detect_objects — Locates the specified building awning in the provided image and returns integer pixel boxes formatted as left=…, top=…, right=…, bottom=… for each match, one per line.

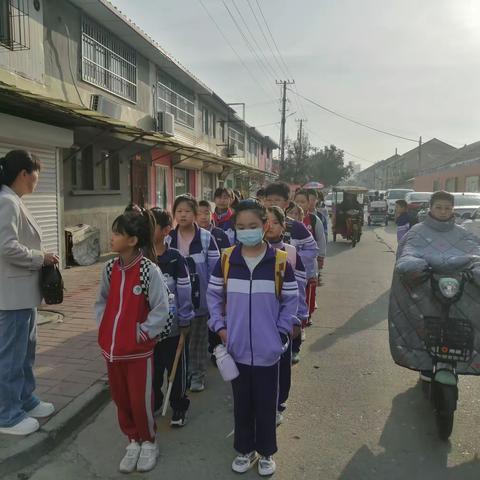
left=0, top=81, right=275, bottom=178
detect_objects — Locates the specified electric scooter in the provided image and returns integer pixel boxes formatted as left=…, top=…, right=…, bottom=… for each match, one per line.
left=423, top=268, right=474, bottom=440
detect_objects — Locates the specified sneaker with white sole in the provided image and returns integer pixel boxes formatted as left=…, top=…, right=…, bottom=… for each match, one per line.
left=119, top=440, right=141, bottom=473
left=189, top=380, right=205, bottom=392
left=232, top=451, right=258, bottom=473
left=276, top=412, right=284, bottom=427
left=258, top=456, right=276, bottom=476
left=0, top=417, right=39, bottom=436
left=26, top=401, right=55, bottom=418
left=136, top=441, right=159, bottom=472
left=291, top=352, right=300, bottom=364
left=301, top=329, right=306, bottom=341
left=170, top=410, right=187, bottom=427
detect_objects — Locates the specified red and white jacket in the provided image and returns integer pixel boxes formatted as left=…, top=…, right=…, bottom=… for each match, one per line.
left=95, top=253, right=171, bottom=362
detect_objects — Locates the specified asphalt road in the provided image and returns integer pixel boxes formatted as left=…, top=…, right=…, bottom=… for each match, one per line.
left=9, top=225, right=480, bottom=480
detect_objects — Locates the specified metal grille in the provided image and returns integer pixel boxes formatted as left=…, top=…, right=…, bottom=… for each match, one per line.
left=0, top=0, right=30, bottom=51
left=157, top=80, right=195, bottom=128
left=81, top=16, right=137, bottom=103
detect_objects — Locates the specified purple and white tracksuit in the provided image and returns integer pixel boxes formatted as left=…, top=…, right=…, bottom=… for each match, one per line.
left=207, top=244, right=298, bottom=456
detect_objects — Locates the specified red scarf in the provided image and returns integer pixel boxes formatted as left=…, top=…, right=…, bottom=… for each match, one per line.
left=213, top=208, right=234, bottom=227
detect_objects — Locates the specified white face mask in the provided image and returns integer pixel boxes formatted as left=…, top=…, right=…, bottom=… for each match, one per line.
left=236, top=228, right=264, bottom=246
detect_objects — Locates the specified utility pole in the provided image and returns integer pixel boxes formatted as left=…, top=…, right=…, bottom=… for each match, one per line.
left=418, top=136, right=423, bottom=171
left=277, top=80, right=295, bottom=169
left=296, top=118, right=307, bottom=179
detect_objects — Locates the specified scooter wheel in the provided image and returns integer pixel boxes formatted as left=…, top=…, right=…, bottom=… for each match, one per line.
left=437, top=412, right=454, bottom=441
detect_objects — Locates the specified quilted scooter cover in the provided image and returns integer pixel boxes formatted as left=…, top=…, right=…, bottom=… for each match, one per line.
left=388, top=215, right=480, bottom=374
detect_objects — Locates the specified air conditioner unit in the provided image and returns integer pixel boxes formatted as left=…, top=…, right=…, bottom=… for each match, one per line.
left=227, top=144, right=238, bottom=157
left=156, top=111, right=175, bottom=137
left=90, top=95, right=122, bottom=120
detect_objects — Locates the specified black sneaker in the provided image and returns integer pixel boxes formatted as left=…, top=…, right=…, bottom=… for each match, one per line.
left=170, top=410, right=187, bottom=428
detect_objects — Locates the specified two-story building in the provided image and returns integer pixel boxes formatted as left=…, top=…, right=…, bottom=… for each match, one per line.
left=0, top=0, right=278, bottom=255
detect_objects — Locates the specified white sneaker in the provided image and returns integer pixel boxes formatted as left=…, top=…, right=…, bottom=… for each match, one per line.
left=276, top=412, right=284, bottom=426
left=118, top=440, right=141, bottom=473
left=231, top=451, right=258, bottom=473
left=258, top=456, right=276, bottom=476
left=189, top=380, right=205, bottom=392
left=292, top=352, right=300, bottom=364
left=136, top=441, right=159, bottom=472
left=26, top=401, right=55, bottom=418
left=301, top=328, right=306, bottom=341
left=0, top=417, right=39, bottom=436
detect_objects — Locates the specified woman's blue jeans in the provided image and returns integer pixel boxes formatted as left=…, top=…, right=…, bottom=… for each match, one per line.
left=0, top=309, right=40, bottom=427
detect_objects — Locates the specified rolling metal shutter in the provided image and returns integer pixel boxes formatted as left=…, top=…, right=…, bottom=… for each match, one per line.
left=0, top=143, right=59, bottom=255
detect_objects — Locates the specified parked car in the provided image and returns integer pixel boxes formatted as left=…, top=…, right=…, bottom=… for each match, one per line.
left=405, top=192, right=432, bottom=220
left=462, top=207, right=480, bottom=238
left=417, top=192, right=480, bottom=223
left=385, top=188, right=414, bottom=218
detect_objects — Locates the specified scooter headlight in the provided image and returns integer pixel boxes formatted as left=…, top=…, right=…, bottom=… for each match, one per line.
left=438, top=277, right=460, bottom=299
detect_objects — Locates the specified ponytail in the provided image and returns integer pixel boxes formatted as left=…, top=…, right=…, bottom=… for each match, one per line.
left=112, top=205, right=157, bottom=262
left=0, top=150, right=41, bottom=189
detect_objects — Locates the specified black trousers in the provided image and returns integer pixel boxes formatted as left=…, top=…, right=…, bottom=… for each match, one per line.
left=278, top=341, right=291, bottom=411
left=292, top=334, right=302, bottom=354
left=232, top=362, right=279, bottom=457
left=153, top=335, right=190, bottom=413
left=208, top=328, right=222, bottom=354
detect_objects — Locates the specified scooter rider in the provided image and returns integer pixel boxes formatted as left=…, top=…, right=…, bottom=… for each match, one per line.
left=389, top=191, right=480, bottom=383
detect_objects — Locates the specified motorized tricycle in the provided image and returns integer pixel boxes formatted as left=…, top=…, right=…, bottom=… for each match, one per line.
left=331, top=186, right=367, bottom=247
left=367, top=199, right=388, bottom=226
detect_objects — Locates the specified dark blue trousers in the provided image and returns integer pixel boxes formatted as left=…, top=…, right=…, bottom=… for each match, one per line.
left=278, top=342, right=292, bottom=411
left=232, top=362, right=279, bottom=457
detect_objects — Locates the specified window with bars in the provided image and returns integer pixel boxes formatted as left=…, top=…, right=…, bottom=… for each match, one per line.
left=0, top=0, right=30, bottom=50
left=229, top=126, right=245, bottom=154
left=157, top=72, right=195, bottom=128
left=81, top=16, right=137, bottom=103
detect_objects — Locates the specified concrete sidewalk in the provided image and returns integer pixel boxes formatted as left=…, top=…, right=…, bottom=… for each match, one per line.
left=0, top=260, right=110, bottom=475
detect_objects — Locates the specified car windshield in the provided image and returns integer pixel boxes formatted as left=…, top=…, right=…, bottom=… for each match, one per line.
left=454, top=194, right=480, bottom=206
left=325, top=193, right=333, bottom=201
left=387, top=190, right=411, bottom=200
left=407, top=193, right=432, bottom=202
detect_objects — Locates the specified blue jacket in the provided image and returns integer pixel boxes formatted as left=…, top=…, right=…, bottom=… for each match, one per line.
left=168, top=225, right=220, bottom=317
left=156, top=246, right=195, bottom=336
left=213, top=209, right=236, bottom=244
left=207, top=243, right=299, bottom=367
left=285, top=217, right=319, bottom=279
left=209, top=224, right=231, bottom=252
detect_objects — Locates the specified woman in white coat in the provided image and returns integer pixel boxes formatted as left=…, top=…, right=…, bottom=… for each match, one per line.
left=0, top=150, right=58, bottom=435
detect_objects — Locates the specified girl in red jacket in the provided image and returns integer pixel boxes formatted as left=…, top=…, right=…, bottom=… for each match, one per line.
left=95, top=209, right=172, bottom=474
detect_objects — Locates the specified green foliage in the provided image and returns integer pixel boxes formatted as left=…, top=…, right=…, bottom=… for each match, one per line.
left=279, top=138, right=353, bottom=187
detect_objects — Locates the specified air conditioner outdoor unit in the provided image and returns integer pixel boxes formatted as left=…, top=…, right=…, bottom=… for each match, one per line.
left=90, top=95, right=122, bottom=120
left=156, top=111, right=175, bottom=137
left=227, top=144, right=238, bottom=157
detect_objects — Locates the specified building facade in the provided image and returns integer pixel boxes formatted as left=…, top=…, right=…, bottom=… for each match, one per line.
left=0, top=0, right=278, bottom=255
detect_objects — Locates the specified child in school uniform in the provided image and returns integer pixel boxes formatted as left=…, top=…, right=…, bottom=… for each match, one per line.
left=207, top=199, right=298, bottom=477
left=95, top=209, right=172, bottom=474
left=197, top=200, right=232, bottom=252
left=212, top=187, right=236, bottom=244
left=151, top=208, right=194, bottom=427
left=167, top=195, right=220, bottom=392
left=265, top=206, right=308, bottom=425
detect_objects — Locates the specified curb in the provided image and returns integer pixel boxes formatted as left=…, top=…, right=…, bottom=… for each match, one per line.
left=0, top=381, right=110, bottom=477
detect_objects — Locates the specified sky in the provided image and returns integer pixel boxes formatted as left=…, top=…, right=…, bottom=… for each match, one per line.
left=111, top=0, right=480, bottom=169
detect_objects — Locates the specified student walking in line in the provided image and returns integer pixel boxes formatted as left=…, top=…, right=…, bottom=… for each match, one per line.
left=167, top=195, right=220, bottom=392
left=95, top=209, right=172, bottom=474
left=395, top=199, right=411, bottom=242
left=212, top=187, right=236, bottom=244
left=207, top=199, right=298, bottom=476
left=151, top=208, right=194, bottom=427
left=265, top=206, right=308, bottom=426
left=197, top=200, right=232, bottom=252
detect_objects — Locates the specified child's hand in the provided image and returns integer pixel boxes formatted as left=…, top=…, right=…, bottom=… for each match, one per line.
left=292, top=325, right=302, bottom=339
left=218, top=328, right=228, bottom=344
left=318, top=257, right=325, bottom=269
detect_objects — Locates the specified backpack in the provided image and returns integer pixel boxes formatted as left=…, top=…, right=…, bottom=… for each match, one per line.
left=185, top=228, right=211, bottom=310
left=221, top=246, right=288, bottom=298
left=40, top=264, right=64, bottom=305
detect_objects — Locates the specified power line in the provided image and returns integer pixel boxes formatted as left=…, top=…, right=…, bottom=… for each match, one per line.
left=196, top=0, right=276, bottom=102
left=222, top=0, right=278, bottom=97
left=290, top=88, right=418, bottom=143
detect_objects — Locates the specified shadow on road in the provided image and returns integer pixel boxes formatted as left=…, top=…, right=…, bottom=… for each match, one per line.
left=339, top=385, right=480, bottom=480
left=309, top=290, right=390, bottom=354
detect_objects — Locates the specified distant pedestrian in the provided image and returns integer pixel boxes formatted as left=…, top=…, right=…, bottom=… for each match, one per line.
left=395, top=200, right=410, bottom=242
left=151, top=208, right=194, bottom=427
left=212, top=187, right=235, bottom=244
left=0, top=150, right=58, bottom=436
left=197, top=200, right=231, bottom=252
left=95, top=209, right=172, bottom=473
left=167, top=195, right=220, bottom=392
left=207, top=199, right=298, bottom=477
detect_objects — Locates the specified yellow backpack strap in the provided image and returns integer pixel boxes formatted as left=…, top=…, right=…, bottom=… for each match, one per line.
left=221, top=245, right=236, bottom=287
left=274, top=249, right=288, bottom=298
